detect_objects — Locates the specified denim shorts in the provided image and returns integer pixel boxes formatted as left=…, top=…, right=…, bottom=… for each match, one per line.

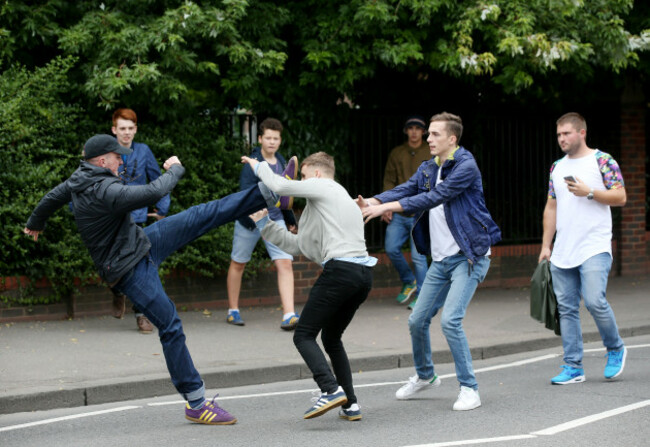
left=230, top=219, right=293, bottom=263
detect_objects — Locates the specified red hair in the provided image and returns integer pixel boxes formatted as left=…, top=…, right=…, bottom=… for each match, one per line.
left=112, top=108, right=138, bottom=126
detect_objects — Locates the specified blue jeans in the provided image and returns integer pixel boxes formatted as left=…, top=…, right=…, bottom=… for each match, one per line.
left=409, top=254, right=490, bottom=390
left=385, top=213, right=429, bottom=292
left=550, top=252, right=624, bottom=369
left=114, top=185, right=268, bottom=401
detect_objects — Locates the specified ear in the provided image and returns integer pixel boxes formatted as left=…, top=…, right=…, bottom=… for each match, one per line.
left=111, top=126, right=117, bottom=136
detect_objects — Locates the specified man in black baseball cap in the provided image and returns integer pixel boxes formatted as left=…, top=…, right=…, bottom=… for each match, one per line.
left=83, top=134, right=132, bottom=158
left=81, top=134, right=133, bottom=176
left=24, top=133, right=295, bottom=425
left=403, top=115, right=427, bottom=133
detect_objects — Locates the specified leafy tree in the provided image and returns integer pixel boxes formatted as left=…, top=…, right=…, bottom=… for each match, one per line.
left=55, top=1, right=289, bottom=118
left=1, top=0, right=648, bottom=303
left=2, top=1, right=647, bottom=114
left=290, top=0, right=649, bottom=98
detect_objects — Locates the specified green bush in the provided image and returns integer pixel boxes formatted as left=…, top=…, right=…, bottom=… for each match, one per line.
left=0, top=56, right=96, bottom=305
left=0, top=58, right=272, bottom=306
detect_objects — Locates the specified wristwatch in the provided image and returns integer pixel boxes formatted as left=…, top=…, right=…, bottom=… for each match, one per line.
left=587, top=188, right=594, bottom=200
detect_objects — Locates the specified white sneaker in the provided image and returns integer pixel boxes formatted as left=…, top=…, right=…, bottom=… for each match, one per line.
left=395, top=374, right=441, bottom=400
left=453, top=386, right=481, bottom=411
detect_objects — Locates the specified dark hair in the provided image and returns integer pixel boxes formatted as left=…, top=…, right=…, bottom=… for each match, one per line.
left=112, top=108, right=137, bottom=126
left=259, top=117, right=283, bottom=135
left=430, top=112, right=463, bottom=143
left=556, top=112, right=587, bottom=132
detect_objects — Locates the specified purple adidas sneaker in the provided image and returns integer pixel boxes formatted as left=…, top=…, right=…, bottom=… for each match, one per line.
left=278, top=156, right=298, bottom=209
left=185, top=395, right=237, bottom=425
left=283, top=156, right=298, bottom=180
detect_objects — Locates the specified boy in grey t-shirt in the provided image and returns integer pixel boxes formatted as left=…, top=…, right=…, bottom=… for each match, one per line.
left=242, top=152, right=376, bottom=421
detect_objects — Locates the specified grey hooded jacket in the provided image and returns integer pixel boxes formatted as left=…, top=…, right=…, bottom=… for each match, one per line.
left=25, top=160, right=185, bottom=284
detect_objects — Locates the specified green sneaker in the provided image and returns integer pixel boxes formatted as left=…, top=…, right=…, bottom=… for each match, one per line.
left=407, top=294, right=418, bottom=310
left=396, top=280, right=417, bottom=304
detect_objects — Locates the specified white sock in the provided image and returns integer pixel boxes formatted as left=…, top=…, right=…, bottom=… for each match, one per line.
left=283, top=312, right=295, bottom=320
left=228, top=309, right=239, bottom=314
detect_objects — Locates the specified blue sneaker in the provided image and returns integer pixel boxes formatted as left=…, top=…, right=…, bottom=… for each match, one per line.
left=280, top=313, right=300, bottom=331
left=304, top=386, right=347, bottom=419
left=339, top=403, right=362, bottom=421
left=551, top=365, right=585, bottom=385
left=226, top=310, right=245, bottom=326
left=604, top=347, right=627, bottom=379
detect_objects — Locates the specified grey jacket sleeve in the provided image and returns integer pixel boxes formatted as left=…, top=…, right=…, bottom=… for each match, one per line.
left=25, top=182, right=73, bottom=231
left=260, top=220, right=303, bottom=257
left=104, top=164, right=185, bottom=214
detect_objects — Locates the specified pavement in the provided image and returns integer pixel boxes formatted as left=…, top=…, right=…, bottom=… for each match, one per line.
left=1, top=274, right=649, bottom=415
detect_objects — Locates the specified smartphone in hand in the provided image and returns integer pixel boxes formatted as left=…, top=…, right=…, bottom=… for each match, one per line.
left=563, top=175, right=577, bottom=183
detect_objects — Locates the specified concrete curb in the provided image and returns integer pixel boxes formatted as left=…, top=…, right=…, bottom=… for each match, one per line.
left=4, top=324, right=650, bottom=415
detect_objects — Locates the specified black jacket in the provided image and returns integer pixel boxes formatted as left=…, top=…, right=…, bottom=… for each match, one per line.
left=26, top=160, right=185, bottom=284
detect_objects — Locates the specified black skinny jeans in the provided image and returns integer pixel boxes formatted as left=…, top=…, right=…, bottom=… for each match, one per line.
left=293, top=260, right=373, bottom=406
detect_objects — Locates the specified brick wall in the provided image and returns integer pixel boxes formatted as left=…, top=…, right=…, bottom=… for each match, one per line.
left=619, top=82, right=648, bottom=275
left=0, top=244, right=622, bottom=322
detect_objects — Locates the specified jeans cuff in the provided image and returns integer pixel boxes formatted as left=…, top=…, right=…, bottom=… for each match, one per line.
left=183, top=381, right=205, bottom=403
left=258, top=181, right=278, bottom=209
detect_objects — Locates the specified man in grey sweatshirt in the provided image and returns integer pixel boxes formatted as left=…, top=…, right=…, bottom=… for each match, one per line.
left=242, top=151, right=376, bottom=422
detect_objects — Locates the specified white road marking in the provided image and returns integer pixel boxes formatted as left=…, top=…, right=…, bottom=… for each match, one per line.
left=403, top=434, right=537, bottom=447
left=531, top=399, right=650, bottom=435
left=0, top=406, right=140, bottom=433
left=152, top=352, right=562, bottom=407
left=3, top=342, right=649, bottom=436
left=402, top=399, right=650, bottom=446
left=584, top=343, right=650, bottom=353
left=148, top=388, right=318, bottom=406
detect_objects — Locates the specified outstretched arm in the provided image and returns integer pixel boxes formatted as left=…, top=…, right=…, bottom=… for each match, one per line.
left=109, top=158, right=184, bottom=214
left=24, top=182, right=73, bottom=239
left=361, top=201, right=403, bottom=224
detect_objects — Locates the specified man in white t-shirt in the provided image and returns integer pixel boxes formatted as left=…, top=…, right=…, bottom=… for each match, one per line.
left=539, top=112, right=627, bottom=385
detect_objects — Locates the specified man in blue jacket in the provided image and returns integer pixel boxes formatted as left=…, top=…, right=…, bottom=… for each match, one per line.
left=110, top=108, right=169, bottom=333
left=358, top=112, right=500, bottom=411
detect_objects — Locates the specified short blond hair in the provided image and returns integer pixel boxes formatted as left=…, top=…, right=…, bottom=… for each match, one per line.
left=556, top=112, right=587, bottom=132
left=301, top=152, right=335, bottom=177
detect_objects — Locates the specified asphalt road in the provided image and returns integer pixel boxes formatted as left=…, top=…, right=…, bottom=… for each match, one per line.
left=2, top=335, right=650, bottom=447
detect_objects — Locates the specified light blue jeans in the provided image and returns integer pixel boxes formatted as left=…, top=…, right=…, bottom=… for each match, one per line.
left=409, top=253, right=490, bottom=390
left=385, top=213, right=429, bottom=293
left=550, top=252, right=624, bottom=369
